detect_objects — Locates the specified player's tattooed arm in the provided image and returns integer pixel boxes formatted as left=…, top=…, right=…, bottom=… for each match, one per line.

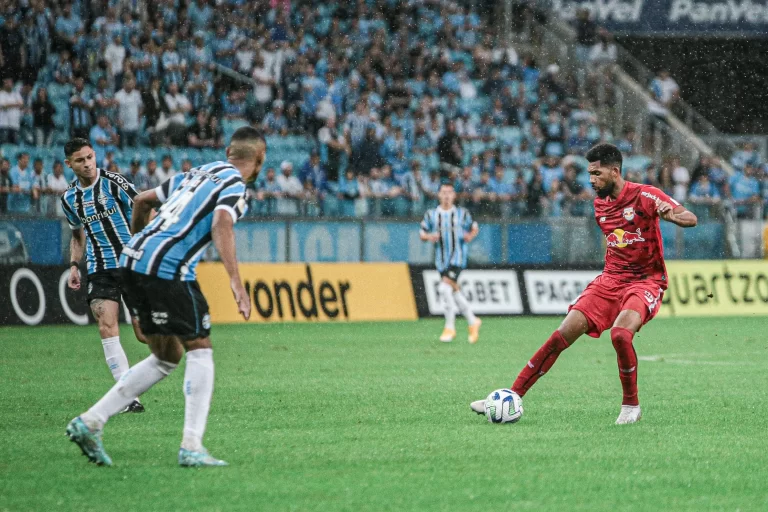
left=656, top=199, right=697, bottom=228
left=68, top=229, right=86, bottom=290
left=131, top=189, right=162, bottom=234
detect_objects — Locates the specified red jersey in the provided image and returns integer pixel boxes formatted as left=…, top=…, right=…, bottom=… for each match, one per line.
left=594, top=181, right=679, bottom=286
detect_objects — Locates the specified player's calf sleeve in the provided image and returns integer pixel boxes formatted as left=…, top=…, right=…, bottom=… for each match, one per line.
left=610, top=327, right=639, bottom=406
left=101, top=336, right=130, bottom=382
left=439, top=282, right=456, bottom=330
left=83, top=354, right=177, bottom=429
left=512, top=330, right=571, bottom=397
left=452, top=290, right=478, bottom=325
left=182, top=348, right=214, bottom=452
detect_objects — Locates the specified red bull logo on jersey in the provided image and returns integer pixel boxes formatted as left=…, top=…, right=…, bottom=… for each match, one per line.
left=623, top=207, right=635, bottom=221
left=605, top=228, right=645, bottom=248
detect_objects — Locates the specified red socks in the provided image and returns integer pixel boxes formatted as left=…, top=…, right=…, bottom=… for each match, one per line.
left=512, top=330, right=571, bottom=396
left=611, top=327, right=639, bottom=406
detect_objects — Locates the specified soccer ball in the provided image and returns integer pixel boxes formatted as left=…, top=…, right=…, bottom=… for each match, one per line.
left=484, top=389, right=523, bottom=424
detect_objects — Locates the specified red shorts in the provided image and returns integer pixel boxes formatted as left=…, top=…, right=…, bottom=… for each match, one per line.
left=568, top=274, right=665, bottom=338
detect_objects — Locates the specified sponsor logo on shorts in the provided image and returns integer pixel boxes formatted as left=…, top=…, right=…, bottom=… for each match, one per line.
left=88, top=282, right=93, bottom=294
left=599, top=216, right=606, bottom=222
left=202, top=313, right=211, bottom=330
left=151, top=311, right=168, bottom=325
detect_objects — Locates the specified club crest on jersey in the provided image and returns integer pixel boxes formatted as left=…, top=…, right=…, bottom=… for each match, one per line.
left=605, top=228, right=645, bottom=248
left=599, top=216, right=606, bottom=223
left=623, top=207, right=635, bottom=221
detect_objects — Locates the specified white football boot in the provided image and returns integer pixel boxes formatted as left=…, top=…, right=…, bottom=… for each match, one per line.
left=470, top=400, right=485, bottom=415
left=615, top=405, right=642, bottom=425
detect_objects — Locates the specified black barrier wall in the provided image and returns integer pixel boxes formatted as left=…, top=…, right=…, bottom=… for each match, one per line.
left=0, top=265, right=131, bottom=326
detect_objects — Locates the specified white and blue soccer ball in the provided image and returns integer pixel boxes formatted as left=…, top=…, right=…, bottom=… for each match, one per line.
left=484, top=389, right=523, bottom=424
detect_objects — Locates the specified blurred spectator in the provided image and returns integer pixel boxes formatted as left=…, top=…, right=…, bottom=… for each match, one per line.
left=670, top=157, right=690, bottom=203
left=648, top=69, right=680, bottom=120
left=47, top=161, right=70, bottom=217
left=188, top=110, right=218, bottom=148
left=9, top=152, right=33, bottom=213
left=125, top=159, right=150, bottom=190
left=145, top=159, right=163, bottom=189
left=162, top=82, right=192, bottom=146
left=574, top=9, right=597, bottom=64
left=55, top=4, right=83, bottom=53
left=0, top=17, right=23, bottom=81
left=255, top=167, right=281, bottom=211
left=0, top=78, right=23, bottom=144
left=70, top=76, right=92, bottom=139
left=114, top=78, right=143, bottom=147
left=105, top=35, right=126, bottom=86
left=351, top=126, right=382, bottom=176
left=160, top=155, right=177, bottom=180
left=263, top=100, right=289, bottom=135
left=222, top=88, right=248, bottom=120
left=437, top=119, right=463, bottom=178
left=251, top=54, right=276, bottom=122
left=688, top=175, right=721, bottom=205
left=277, top=161, right=303, bottom=197
left=30, top=158, right=46, bottom=213
left=300, top=151, right=327, bottom=195
left=317, top=117, right=349, bottom=183
left=588, top=30, right=617, bottom=69
left=0, top=159, right=11, bottom=214
left=91, top=77, right=117, bottom=123
left=90, top=115, right=119, bottom=165
left=31, top=87, right=56, bottom=147
left=142, top=78, right=165, bottom=146
left=730, top=163, right=761, bottom=218
left=526, top=170, right=547, bottom=217
left=560, top=164, right=593, bottom=216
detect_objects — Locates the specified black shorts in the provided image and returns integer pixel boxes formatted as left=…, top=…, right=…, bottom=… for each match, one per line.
left=439, top=266, right=464, bottom=282
left=87, top=269, right=123, bottom=304
left=120, top=269, right=211, bottom=341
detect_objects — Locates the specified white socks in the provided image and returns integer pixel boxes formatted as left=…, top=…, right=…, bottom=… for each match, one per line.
left=81, top=348, right=215, bottom=452
left=453, top=290, right=478, bottom=325
left=439, top=282, right=456, bottom=330
left=181, top=348, right=214, bottom=452
left=101, top=336, right=130, bottom=382
left=82, top=354, right=177, bottom=430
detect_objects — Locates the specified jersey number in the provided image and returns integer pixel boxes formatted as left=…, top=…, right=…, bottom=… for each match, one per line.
left=157, top=190, right=194, bottom=230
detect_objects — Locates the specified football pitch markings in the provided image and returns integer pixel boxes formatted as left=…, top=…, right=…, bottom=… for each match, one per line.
left=1, top=317, right=767, bottom=512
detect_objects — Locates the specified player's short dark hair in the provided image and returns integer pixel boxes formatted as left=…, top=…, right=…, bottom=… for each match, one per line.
left=64, top=138, right=92, bottom=158
left=585, top=143, right=622, bottom=171
left=231, top=126, right=266, bottom=145
left=439, top=182, right=455, bottom=191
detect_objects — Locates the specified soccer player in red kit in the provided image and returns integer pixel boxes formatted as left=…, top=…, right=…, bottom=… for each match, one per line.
left=471, top=143, right=698, bottom=424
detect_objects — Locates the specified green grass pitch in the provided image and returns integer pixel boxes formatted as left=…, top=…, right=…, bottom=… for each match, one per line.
left=1, top=317, right=767, bottom=511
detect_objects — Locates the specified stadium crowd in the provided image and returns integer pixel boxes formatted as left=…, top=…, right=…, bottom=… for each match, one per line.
left=0, top=0, right=765, bottom=221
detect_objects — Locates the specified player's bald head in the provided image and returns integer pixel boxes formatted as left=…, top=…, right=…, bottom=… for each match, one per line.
left=226, top=126, right=266, bottom=182
left=227, top=126, right=266, bottom=161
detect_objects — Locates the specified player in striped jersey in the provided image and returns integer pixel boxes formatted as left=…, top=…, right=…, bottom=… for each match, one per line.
left=420, top=183, right=482, bottom=343
left=60, top=138, right=144, bottom=413
left=67, top=127, right=264, bottom=468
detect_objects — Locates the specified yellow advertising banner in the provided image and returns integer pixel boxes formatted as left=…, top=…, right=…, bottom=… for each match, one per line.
left=660, top=260, right=768, bottom=317
left=196, top=262, right=418, bottom=323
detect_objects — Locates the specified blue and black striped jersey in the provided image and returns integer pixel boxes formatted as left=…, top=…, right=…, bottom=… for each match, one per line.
left=420, top=206, right=476, bottom=272
left=119, top=161, right=248, bottom=281
left=60, top=169, right=137, bottom=275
